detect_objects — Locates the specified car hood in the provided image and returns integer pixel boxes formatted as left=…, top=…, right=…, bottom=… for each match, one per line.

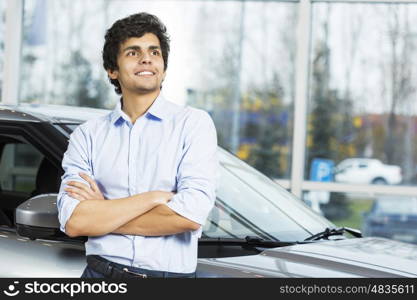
left=197, top=237, right=417, bottom=277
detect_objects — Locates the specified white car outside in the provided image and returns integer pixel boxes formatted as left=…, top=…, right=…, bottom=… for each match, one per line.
left=334, top=158, right=402, bottom=185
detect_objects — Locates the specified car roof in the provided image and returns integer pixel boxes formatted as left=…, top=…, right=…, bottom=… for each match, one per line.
left=339, top=158, right=378, bottom=164
left=0, top=104, right=255, bottom=166
left=0, top=103, right=111, bottom=123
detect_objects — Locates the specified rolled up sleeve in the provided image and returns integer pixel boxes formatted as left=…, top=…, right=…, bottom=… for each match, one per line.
left=57, top=125, right=92, bottom=234
left=166, top=110, right=219, bottom=226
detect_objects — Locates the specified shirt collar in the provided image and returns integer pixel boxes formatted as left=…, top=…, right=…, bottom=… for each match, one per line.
left=110, top=94, right=170, bottom=125
left=147, top=94, right=169, bottom=120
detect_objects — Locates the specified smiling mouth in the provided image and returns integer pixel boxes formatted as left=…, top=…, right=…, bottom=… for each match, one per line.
left=135, top=71, right=155, bottom=76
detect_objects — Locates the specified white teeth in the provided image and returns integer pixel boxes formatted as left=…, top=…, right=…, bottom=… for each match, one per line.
left=136, top=71, right=153, bottom=76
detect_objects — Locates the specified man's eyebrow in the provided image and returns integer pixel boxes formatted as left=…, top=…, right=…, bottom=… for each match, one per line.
left=122, top=45, right=161, bottom=52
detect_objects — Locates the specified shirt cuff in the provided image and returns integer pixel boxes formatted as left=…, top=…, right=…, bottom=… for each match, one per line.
left=57, top=194, right=80, bottom=234
left=166, top=192, right=213, bottom=226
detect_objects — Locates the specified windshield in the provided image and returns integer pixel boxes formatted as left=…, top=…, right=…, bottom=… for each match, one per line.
left=203, top=149, right=333, bottom=241
left=63, top=124, right=333, bottom=242
left=63, top=124, right=80, bottom=132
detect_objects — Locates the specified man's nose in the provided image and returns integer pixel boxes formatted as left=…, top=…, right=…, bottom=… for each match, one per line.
left=139, top=52, right=152, bottom=64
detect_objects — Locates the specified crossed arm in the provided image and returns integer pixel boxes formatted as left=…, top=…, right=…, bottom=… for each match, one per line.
left=61, top=110, right=217, bottom=239
left=64, top=173, right=200, bottom=238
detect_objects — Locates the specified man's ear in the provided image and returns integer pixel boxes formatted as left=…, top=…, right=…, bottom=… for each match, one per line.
left=107, top=69, right=118, bottom=80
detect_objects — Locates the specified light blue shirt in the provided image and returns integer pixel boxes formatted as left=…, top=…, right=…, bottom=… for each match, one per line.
left=57, top=95, right=218, bottom=273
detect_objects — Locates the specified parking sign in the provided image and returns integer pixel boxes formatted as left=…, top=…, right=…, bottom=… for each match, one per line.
left=310, top=158, right=334, bottom=182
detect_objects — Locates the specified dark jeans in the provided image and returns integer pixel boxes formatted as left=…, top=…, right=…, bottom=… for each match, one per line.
left=81, top=257, right=196, bottom=278
left=81, top=266, right=105, bottom=278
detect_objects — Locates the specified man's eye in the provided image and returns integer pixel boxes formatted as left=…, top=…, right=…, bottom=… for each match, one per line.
left=127, top=51, right=137, bottom=56
left=151, top=50, right=160, bottom=56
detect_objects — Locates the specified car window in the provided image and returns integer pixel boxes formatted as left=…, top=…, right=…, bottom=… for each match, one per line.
left=0, top=143, right=43, bottom=193
left=336, top=161, right=352, bottom=172
left=0, top=136, right=63, bottom=227
left=376, top=198, right=417, bottom=215
left=342, top=164, right=352, bottom=170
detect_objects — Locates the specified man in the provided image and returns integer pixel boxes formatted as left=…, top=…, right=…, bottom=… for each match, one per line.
left=57, top=12, right=218, bottom=278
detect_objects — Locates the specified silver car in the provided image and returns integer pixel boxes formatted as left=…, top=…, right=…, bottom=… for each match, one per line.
left=1, top=104, right=416, bottom=277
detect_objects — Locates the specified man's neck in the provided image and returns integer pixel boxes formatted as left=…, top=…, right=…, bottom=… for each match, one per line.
left=121, top=90, right=160, bottom=124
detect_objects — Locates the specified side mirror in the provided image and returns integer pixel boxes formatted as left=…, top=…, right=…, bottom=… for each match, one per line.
left=15, top=194, right=64, bottom=240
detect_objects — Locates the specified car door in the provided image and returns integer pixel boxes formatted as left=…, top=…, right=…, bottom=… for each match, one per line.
left=0, top=120, right=86, bottom=277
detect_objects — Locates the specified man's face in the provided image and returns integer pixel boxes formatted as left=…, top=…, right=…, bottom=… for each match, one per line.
left=107, top=33, right=166, bottom=96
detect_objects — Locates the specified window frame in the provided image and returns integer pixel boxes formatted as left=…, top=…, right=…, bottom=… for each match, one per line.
left=0, top=120, right=66, bottom=228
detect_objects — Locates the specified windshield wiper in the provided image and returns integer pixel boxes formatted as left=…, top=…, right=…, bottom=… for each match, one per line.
left=304, top=227, right=362, bottom=241
left=199, top=236, right=310, bottom=248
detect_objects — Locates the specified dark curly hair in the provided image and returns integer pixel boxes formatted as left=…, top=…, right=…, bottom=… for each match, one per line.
left=103, top=12, right=170, bottom=94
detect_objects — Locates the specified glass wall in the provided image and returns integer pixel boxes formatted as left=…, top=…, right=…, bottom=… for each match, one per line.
left=305, top=1, right=417, bottom=245
left=0, top=0, right=5, bottom=102
left=20, top=0, right=297, bottom=180
left=305, top=190, right=417, bottom=245
left=21, top=0, right=111, bottom=108
left=307, top=2, right=417, bottom=187
left=11, top=0, right=417, bottom=244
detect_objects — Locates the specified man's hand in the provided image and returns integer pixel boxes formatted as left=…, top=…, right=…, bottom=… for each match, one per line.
left=65, top=173, right=174, bottom=204
left=64, top=172, right=105, bottom=201
left=63, top=173, right=177, bottom=237
left=143, top=191, right=175, bottom=205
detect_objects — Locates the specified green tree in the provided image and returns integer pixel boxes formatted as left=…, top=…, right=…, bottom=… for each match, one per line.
left=248, top=74, right=289, bottom=178
left=308, top=36, right=352, bottom=220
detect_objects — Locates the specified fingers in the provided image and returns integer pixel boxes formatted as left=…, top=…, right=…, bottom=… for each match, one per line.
left=66, top=176, right=105, bottom=200
left=66, top=182, right=93, bottom=197
left=65, top=189, right=87, bottom=201
left=69, top=193, right=85, bottom=201
left=79, top=172, right=100, bottom=193
left=65, top=181, right=94, bottom=200
left=79, top=173, right=105, bottom=200
left=162, top=191, right=175, bottom=203
left=162, top=191, right=175, bottom=198
left=67, top=181, right=89, bottom=190
left=159, top=191, right=174, bottom=199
